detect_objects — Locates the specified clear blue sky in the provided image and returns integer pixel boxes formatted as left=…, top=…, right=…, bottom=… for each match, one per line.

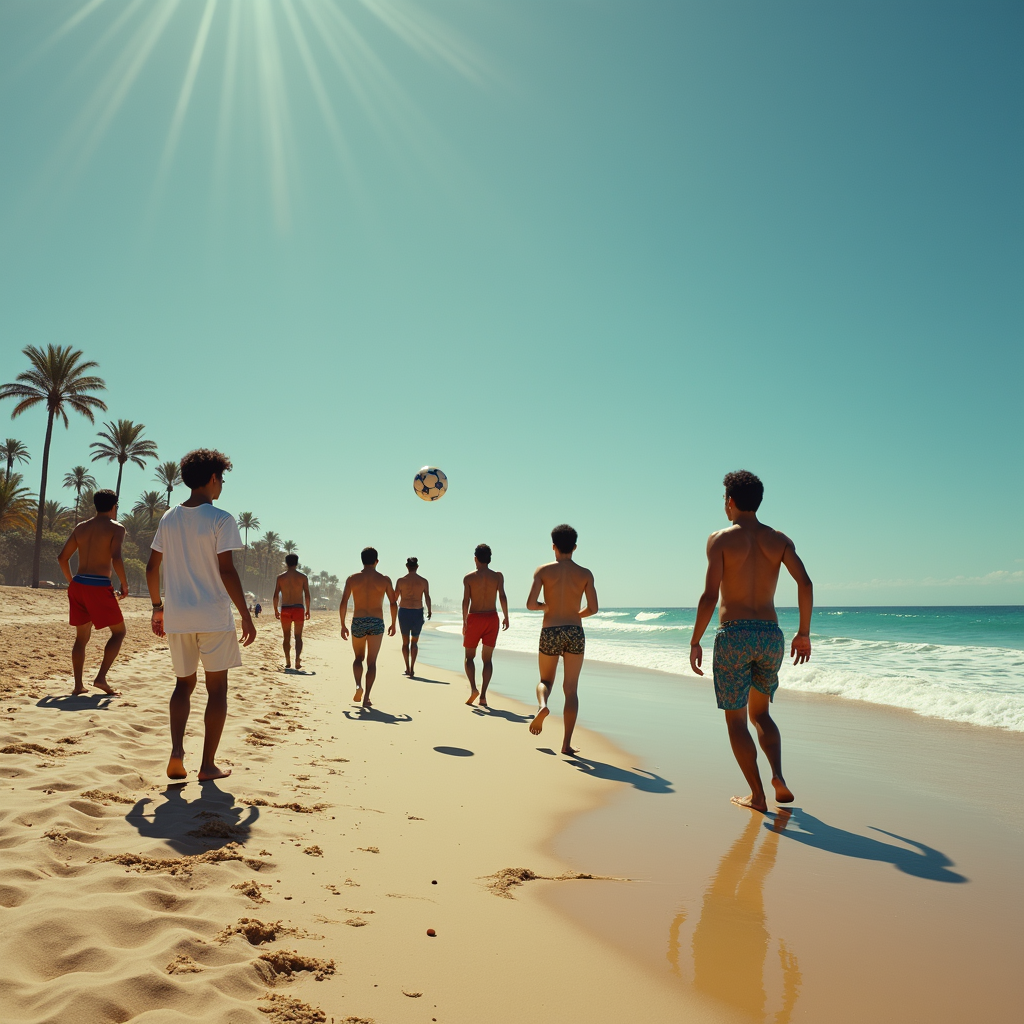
left=1, top=0, right=1021, bottom=607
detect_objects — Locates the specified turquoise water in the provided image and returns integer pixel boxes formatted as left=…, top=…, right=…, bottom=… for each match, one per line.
left=433, top=606, right=1024, bottom=731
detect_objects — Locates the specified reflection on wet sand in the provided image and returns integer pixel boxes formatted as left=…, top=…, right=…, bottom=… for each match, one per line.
left=668, top=811, right=801, bottom=1022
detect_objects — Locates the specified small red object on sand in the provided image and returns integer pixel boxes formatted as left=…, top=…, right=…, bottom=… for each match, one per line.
left=426, top=928, right=436, bottom=937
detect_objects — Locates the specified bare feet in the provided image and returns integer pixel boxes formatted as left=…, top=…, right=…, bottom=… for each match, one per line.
left=731, top=794, right=768, bottom=813
left=93, top=678, right=121, bottom=696
left=529, top=707, right=549, bottom=736
left=466, top=689, right=479, bottom=705
left=561, top=746, right=578, bottom=756
left=772, top=777, right=794, bottom=803
left=295, top=658, right=301, bottom=671
left=353, top=688, right=363, bottom=703
left=361, top=698, right=373, bottom=709
left=71, top=686, right=87, bottom=696
left=198, top=765, right=232, bottom=781
left=478, top=698, right=488, bottom=708
left=167, top=755, right=187, bottom=780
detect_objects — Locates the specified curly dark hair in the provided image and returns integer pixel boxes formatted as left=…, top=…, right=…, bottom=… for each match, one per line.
left=474, top=544, right=492, bottom=564
left=180, top=449, right=233, bottom=489
left=723, top=470, right=764, bottom=512
left=361, top=546, right=378, bottom=566
left=551, top=523, right=578, bottom=554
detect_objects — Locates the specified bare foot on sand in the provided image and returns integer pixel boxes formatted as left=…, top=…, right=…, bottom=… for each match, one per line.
left=353, top=688, right=363, bottom=703
left=478, top=698, right=488, bottom=708
left=561, top=745, right=578, bottom=756
left=295, top=658, right=302, bottom=671
left=466, top=690, right=479, bottom=705
left=198, top=765, right=232, bottom=781
left=529, top=707, right=549, bottom=736
left=731, top=794, right=768, bottom=813
left=361, top=698, right=373, bottom=709
left=92, top=677, right=121, bottom=696
left=71, top=685, right=87, bottom=696
left=772, top=777, right=794, bottom=803
left=167, top=755, right=187, bottom=780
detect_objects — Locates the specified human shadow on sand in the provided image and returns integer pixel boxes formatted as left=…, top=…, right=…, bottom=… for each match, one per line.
left=342, top=707, right=413, bottom=725
left=563, top=755, right=675, bottom=794
left=410, top=675, right=450, bottom=685
left=36, top=693, right=115, bottom=712
left=126, top=780, right=259, bottom=854
left=768, top=807, right=967, bottom=883
left=470, top=706, right=533, bottom=724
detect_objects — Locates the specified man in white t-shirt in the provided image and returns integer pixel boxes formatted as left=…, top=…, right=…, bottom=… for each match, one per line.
left=146, top=448, right=256, bottom=781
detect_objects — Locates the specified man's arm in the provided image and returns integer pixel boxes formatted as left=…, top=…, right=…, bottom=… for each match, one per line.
left=580, top=572, right=599, bottom=618
left=689, top=535, right=724, bottom=676
left=525, top=568, right=545, bottom=611
left=273, top=577, right=282, bottom=619
left=782, top=538, right=813, bottom=665
left=146, top=550, right=165, bottom=637
left=496, top=572, right=510, bottom=629
left=385, top=578, right=398, bottom=637
left=461, top=577, right=472, bottom=633
left=339, top=578, right=352, bottom=638
left=424, top=579, right=432, bottom=620
left=303, top=576, right=311, bottom=619
left=110, top=525, right=128, bottom=598
left=218, top=551, right=256, bottom=646
left=57, top=529, right=79, bottom=585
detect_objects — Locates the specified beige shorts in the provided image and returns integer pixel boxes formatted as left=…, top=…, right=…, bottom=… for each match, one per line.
left=167, top=631, right=242, bottom=677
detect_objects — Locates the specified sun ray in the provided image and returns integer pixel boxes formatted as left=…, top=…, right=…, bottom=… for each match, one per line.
left=212, top=0, right=243, bottom=210
left=253, top=0, right=294, bottom=231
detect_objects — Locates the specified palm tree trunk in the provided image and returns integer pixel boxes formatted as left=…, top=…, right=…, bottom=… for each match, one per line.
left=115, top=459, right=125, bottom=501
left=166, top=485, right=172, bottom=508
left=32, top=410, right=55, bottom=587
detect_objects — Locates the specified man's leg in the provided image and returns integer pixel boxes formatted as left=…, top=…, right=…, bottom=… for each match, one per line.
left=747, top=690, right=793, bottom=802
left=362, top=633, right=384, bottom=705
left=401, top=631, right=412, bottom=675
left=465, top=645, right=479, bottom=704
left=168, top=674, right=198, bottom=779
left=479, top=645, right=495, bottom=706
left=282, top=619, right=292, bottom=668
left=294, top=620, right=304, bottom=670
left=199, top=669, right=231, bottom=781
left=560, top=652, right=584, bottom=754
left=93, top=622, right=125, bottom=695
left=724, top=706, right=768, bottom=812
left=529, top=653, right=560, bottom=735
left=408, top=634, right=419, bottom=676
left=71, top=624, right=92, bottom=694
left=352, top=636, right=367, bottom=702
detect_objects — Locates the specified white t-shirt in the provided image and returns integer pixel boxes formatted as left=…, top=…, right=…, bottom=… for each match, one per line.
left=150, top=503, right=244, bottom=634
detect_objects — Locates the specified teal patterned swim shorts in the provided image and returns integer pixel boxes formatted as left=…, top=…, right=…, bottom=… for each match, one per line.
left=351, top=616, right=385, bottom=638
left=712, top=620, right=784, bottom=710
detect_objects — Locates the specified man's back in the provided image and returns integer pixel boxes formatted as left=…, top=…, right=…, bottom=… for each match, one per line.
left=347, top=568, right=390, bottom=616
left=396, top=573, right=428, bottom=608
left=277, top=568, right=307, bottom=606
left=714, top=520, right=791, bottom=623
left=536, top=560, right=593, bottom=626
left=464, top=567, right=502, bottom=613
left=73, top=517, right=125, bottom=576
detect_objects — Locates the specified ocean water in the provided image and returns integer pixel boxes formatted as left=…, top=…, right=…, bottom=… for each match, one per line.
left=436, top=606, right=1024, bottom=732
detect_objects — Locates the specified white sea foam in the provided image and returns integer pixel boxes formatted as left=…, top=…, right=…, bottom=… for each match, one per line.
left=634, top=611, right=665, bottom=621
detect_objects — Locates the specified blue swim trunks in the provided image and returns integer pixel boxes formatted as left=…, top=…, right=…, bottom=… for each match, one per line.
left=398, top=607, right=424, bottom=637
left=712, top=620, right=784, bottom=710
left=351, top=616, right=385, bottom=638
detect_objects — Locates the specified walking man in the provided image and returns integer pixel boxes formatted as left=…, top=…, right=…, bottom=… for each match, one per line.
left=146, top=449, right=256, bottom=781
left=339, top=547, right=397, bottom=707
left=395, top=557, right=431, bottom=677
left=689, top=470, right=813, bottom=812
left=462, top=544, right=509, bottom=706
left=57, top=488, right=128, bottom=696
left=273, top=554, right=310, bottom=670
left=526, top=525, right=598, bottom=754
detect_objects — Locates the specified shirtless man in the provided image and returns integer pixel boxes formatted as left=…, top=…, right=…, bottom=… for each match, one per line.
left=689, top=470, right=813, bottom=813
left=526, top=524, right=598, bottom=754
left=57, top=488, right=128, bottom=696
left=462, top=544, right=509, bottom=707
left=273, top=554, right=310, bottom=670
left=339, top=547, right=397, bottom=707
left=395, top=557, right=431, bottom=677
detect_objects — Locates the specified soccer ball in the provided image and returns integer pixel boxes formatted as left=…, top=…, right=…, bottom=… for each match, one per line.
left=414, top=466, right=448, bottom=501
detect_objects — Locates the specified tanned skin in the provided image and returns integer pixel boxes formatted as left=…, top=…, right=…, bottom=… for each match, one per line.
left=395, top=563, right=431, bottom=677
left=146, top=472, right=256, bottom=783
left=462, top=559, right=509, bottom=707
left=689, top=493, right=813, bottom=812
left=57, top=506, right=129, bottom=696
left=525, top=544, right=598, bottom=755
left=273, top=566, right=310, bottom=670
left=339, top=560, right=397, bottom=707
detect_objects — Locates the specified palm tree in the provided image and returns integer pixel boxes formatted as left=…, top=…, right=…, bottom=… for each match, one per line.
left=0, top=473, right=35, bottom=532
left=283, top=540, right=297, bottom=555
left=0, top=345, right=107, bottom=587
left=236, top=512, right=260, bottom=587
left=0, top=439, right=30, bottom=479
left=154, top=460, right=182, bottom=509
left=132, top=490, right=168, bottom=525
left=89, top=419, right=158, bottom=500
left=262, top=530, right=281, bottom=593
left=63, top=466, right=97, bottom=520
left=42, top=499, right=72, bottom=531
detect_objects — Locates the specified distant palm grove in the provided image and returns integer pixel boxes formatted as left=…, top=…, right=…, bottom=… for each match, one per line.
left=0, top=345, right=340, bottom=606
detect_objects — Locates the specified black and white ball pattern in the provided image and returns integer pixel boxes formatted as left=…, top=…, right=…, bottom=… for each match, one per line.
left=413, top=466, right=448, bottom=501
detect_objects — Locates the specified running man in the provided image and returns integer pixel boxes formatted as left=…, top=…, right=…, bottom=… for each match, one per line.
left=339, top=547, right=397, bottom=707
left=462, top=544, right=509, bottom=707
left=395, top=557, right=431, bottom=677
left=689, top=470, right=813, bottom=812
left=57, top=488, right=129, bottom=696
left=526, top=525, right=598, bottom=754
left=146, top=449, right=256, bottom=782
left=273, top=554, right=310, bottom=670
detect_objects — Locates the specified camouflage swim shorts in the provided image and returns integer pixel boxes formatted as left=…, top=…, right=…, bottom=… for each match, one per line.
left=712, top=619, right=784, bottom=710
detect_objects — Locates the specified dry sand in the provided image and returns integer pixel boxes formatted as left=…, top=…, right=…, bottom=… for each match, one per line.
left=0, top=587, right=735, bottom=1023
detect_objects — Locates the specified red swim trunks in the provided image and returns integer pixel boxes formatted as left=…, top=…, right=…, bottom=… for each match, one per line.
left=464, top=611, right=500, bottom=650
left=279, top=606, right=306, bottom=626
left=68, top=578, right=123, bottom=629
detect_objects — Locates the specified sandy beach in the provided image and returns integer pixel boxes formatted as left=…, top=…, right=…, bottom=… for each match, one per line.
left=0, top=587, right=736, bottom=1024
